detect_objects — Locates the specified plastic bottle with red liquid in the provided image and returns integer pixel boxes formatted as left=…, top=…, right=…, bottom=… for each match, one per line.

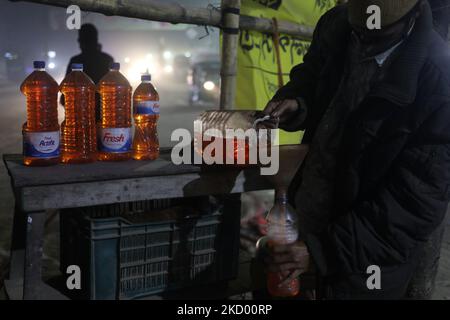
left=132, top=74, right=160, bottom=160
left=266, top=190, right=300, bottom=297
left=21, top=61, right=60, bottom=166
left=97, top=62, right=132, bottom=161
left=60, top=63, right=97, bottom=163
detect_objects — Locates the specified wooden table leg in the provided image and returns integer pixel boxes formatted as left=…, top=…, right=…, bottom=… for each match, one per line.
left=23, top=211, right=46, bottom=300
left=6, top=208, right=67, bottom=300
left=8, top=203, right=27, bottom=282
left=220, top=193, right=241, bottom=280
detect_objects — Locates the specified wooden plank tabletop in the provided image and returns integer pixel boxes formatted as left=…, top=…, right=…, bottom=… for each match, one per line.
left=3, top=149, right=210, bottom=188
left=3, top=149, right=275, bottom=211
left=3, top=146, right=308, bottom=211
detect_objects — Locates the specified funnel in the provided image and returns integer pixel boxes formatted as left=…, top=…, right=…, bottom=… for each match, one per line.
left=268, top=144, right=309, bottom=192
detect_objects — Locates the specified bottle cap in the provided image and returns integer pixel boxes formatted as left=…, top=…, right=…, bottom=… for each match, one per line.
left=71, top=63, right=83, bottom=71
left=141, top=74, right=151, bottom=81
left=33, top=61, right=45, bottom=69
left=110, top=62, right=120, bottom=70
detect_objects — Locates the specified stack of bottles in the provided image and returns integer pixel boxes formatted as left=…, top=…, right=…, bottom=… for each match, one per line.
left=20, top=61, right=160, bottom=166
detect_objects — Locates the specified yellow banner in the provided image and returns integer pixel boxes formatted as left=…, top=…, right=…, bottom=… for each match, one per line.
left=235, top=0, right=337, bottom=145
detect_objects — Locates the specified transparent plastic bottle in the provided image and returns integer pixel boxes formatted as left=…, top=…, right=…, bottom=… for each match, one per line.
left=21, top=61, right=60, bottom=166
left=266, top=190, right=300, bottom=297
left=132, top=74, right=160, bottom=160
left=60, top=63, right=97, bottom=163
left=97, top=62, right=132, bottom=161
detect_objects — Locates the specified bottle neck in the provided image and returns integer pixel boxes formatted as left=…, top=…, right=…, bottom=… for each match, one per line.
left=274, top=189, right=288, bottom=204
left=35, top=68, right=45, bottom=72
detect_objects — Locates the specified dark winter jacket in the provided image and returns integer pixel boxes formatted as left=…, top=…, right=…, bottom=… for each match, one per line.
left=274, top=2, right=450, bottom=299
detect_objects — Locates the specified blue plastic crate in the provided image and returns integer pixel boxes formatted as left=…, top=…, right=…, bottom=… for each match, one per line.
left=60, top=198, right=226, bottom=299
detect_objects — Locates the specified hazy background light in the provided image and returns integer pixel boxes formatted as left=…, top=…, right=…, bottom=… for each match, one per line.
left=203, top=81, right=215, bottom=91
left=163, top=50, right=173, bottom=60
left=47, top=50, right=56, bottom=58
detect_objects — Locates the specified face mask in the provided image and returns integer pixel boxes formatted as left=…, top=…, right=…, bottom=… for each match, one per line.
left=352, top=15, right=415, bottom=56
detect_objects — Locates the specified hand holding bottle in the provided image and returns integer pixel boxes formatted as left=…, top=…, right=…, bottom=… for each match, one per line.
left=264, top=190, right=307, bottom=297
left=264, top=240, right=310, bottom=288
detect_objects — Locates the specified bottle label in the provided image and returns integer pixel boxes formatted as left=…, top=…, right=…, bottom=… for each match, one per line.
left=136, top=101, right=160, bottom=115
left=98, top=127, right=132, bottom=153
left=23, top=131, right=60, bottom=158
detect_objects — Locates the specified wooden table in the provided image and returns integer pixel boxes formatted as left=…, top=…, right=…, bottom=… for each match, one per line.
left=2, top=150, right=273, bottom=300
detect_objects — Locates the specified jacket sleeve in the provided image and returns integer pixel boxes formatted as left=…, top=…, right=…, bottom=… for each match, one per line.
left=306, top=102, right=450, bottom=277
left=272, top=8, right=333, bottom=132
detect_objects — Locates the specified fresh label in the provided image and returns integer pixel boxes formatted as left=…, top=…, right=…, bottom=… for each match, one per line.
left=136, top=101, right=160, bottom=115
left=98, top=127, right=132, bottom=153
left=23, top=131, right=60, bottom=158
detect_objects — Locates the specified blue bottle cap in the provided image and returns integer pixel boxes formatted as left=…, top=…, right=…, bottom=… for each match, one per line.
left=33, top=61, right=45, bottom=69
left=71, top=63, right=83, bottom=70
left=110, top=62, right=120, bottom=70
left=141, top=74, right=151, bottom=81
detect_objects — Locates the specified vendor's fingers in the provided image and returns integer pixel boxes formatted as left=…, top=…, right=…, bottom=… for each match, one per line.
left=265, top=254, right=309, bottom=271
left=271, top=243, right=309, bottom=256
left=279, top=269, right=303, bottom=287
left=271, top=100, right=298, bottom=119
left=259, top=118, right=279, bottom=129
left=263, top=100, right=282, bottom=116
left=267, top=252, right=297, bottom=264
left=266, top=262, right=301, bottom=273
left=270, top=243, right=291, bottom=253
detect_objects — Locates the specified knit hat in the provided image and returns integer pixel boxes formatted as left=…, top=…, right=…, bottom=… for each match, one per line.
left=348, top=0, right=420, bottom=28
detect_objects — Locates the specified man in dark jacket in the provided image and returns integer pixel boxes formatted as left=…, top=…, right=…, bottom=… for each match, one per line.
left=263, top=0, right=450, bottom=299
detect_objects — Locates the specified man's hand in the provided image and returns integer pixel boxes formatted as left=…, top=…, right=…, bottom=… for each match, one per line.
left=262, top=99, right=300, bottom=128
left=264, top=240, right=310, bottom=286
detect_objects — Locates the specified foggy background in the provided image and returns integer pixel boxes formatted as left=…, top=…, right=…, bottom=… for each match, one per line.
left=0, top=0, right=222, bottom=150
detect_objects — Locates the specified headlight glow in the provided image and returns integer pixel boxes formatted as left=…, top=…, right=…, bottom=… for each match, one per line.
left=203, top=81, right=215, bottom=91
left=163, top=51, right=173, bottom=60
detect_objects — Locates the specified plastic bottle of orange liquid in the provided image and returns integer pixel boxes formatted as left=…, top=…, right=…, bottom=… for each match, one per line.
left=132, top=74, right=160, bottom=160
left=266, top=190, right=300, bottom=297
left=60, top=63, right=97, bottom=163
left=97, top=62, right=132, bottom=161
left=21, top=61, right=60, bottom=166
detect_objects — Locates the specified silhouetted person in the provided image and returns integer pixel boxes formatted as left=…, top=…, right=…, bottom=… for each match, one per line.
left=62, top=24, right=114, bottom=120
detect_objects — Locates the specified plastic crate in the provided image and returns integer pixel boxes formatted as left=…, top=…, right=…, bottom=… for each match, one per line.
left=60, top=197, right=231, bottom=299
